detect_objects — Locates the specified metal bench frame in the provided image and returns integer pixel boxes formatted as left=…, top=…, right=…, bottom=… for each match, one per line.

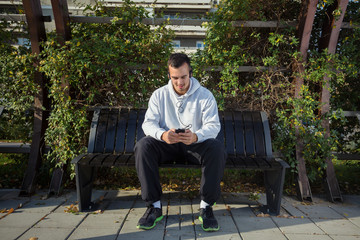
left=72, top=108, right=289, bottom=215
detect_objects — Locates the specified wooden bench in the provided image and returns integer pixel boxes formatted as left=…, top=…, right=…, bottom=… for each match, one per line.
left=72, top=107, right=289, bottom=215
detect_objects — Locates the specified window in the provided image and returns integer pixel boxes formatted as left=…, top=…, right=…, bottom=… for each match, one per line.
left=196, top=41, right=205, bottom=49
left=172, top=40, right=181, bottom=48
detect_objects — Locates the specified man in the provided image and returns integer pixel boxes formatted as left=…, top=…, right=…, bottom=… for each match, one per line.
left=135, top=53, right=226, bottom=232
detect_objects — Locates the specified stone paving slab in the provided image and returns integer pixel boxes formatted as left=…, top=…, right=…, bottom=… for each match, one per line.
left=313, top=218, right=360, bottom=236
left=272, top=216, right=325, bottom=235
left=0, top=227, right=30, bottom=240
left=0, top=212, right=46, bottom=228
left=0, top=189, right=360, bottom=240
left=78, top=213, right=125, bottom=229
left=68, top=228, right=119, bottom=240
left=284, top=233, right=333, bottom=240
left=282, top=197, right=309, bottom=217
left=295, top=205, right=345, bottom=219
left=19, top=227, right=74, bottom=240
left=330, top=235, right=360, bottom=240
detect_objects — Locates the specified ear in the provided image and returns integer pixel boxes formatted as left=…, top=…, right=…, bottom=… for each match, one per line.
left=189, top=70, right=193, bottom=78
left=168, top=72, right=170, bottom=79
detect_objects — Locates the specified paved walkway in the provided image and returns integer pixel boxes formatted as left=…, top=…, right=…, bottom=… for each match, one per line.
left=0, top=189, right=359, bottom=240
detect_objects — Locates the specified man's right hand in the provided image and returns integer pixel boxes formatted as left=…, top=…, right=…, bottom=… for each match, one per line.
left=161, top=129, right=181, bottom=144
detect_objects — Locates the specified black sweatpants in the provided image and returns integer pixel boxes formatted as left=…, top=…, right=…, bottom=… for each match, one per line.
left=134, top=136, right=226, bottom=207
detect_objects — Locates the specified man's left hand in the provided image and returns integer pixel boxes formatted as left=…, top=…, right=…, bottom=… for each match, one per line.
left=177, top=129, right=198, bottom=145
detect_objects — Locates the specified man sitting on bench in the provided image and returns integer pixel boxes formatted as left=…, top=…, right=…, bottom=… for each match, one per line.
left=135, top=53, right=226, bottom=231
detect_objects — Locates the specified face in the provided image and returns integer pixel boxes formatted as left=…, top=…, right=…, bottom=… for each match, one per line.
left=168, top=63, right=191, bottom=95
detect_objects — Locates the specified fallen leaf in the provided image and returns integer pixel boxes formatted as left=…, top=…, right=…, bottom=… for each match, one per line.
left=256, top=213, right=270, bottom=217
left=29, top=237, right=38, bottom=240
left=64, top=204, right=79, bottom=214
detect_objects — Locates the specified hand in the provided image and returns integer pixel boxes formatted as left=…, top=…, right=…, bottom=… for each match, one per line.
left=161, top=129, right=198, bottom=145
left=161, top=129, right=181, bottom=144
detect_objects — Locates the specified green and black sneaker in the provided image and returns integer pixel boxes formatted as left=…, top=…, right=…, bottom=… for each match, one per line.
left=199, top=206, right=219, bottom=232
left=137, top=205, right=163, bottom=230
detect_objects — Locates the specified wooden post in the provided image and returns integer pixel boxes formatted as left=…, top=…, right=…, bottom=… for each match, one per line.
left=47, top=0, right=72, bottom=197
left=20, top=0, right=49, bottom=196
left=293, top=0, right=318, bottom=201
left=319, top=0, right=349, bottom=202
left=51, top=0, right=71, bottom=45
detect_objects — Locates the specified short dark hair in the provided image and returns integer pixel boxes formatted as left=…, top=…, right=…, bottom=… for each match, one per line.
left=167, top=53, right=191, bottom=70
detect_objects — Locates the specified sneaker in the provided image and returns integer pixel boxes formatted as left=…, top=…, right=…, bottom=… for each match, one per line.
left=137, top=205, right=163, bottom=230
left=199, top=206, right=219, bottom=232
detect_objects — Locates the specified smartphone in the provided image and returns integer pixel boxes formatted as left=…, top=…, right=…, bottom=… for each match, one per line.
left=175, top=128, right=185, bottom=133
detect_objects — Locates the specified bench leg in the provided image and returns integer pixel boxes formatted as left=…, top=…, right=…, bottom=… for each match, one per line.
left=75, top=163, right=97, bottom=211
left=263, top=167, right=286, bottom=215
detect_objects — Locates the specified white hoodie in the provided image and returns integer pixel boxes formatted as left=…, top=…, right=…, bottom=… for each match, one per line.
left=142, top=77, right=221, bottom=143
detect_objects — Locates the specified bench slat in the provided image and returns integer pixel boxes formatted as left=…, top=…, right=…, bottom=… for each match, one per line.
left=104, top=109, right=119, bottom=153
left=233, top=111, right=245, bottom=156
left=90, top=153, right=111, bottom=166
left=241, top=156, right=258, bottom=168
left=114, top=109, right=128, bottom=153
left=125, top=110, right=138, bottom=153
left=252, top=112, right=266, bottom=156
left=87, top=110, right=100, bottom=153
left=243, top=112, right=255, bottom=156
left=101, top=154, right=119, bottom=166
left=136, top=109, right=146, bottom=141
left=216, top=111, right=225, bottom=143
left=78, top=153, right=101, bottom=165
left=260, top=112, right=273, bottom=157
left=224, top=111, right=235, bottom=155
left=228, top=156, right=247, bottom=168
left=253, top=157, right=271, bottom=168
left=113, top=154, right=132, bottom=166
left=128, top=155, right=136, bottom=166
left=94, top=109, right=108, bottom=152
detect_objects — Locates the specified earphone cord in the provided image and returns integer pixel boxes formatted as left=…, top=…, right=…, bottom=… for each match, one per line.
left=176, top=101, right=192, bottom=130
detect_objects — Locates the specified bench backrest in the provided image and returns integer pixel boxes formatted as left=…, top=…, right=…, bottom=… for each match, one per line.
left=87, top=108, right=273, bottom=158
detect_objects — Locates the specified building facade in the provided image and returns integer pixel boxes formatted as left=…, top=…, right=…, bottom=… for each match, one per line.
left=1, top=0, right=218, bottom=53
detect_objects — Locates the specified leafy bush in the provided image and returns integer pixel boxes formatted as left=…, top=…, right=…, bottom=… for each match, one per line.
left=192, top=0, right=300, bottom=110
left=273, top=85, right=345, bottom=182
left=1, top=0, right=174, bottom=176
left=0, top=17, right=34, bottom=142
